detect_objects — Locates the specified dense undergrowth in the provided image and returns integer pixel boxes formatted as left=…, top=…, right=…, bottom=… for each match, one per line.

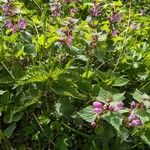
left=0, top=0, right=150, bottom=149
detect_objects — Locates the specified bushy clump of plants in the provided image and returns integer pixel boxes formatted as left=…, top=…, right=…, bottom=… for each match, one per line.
left=0, top=0, right=150, bottom=149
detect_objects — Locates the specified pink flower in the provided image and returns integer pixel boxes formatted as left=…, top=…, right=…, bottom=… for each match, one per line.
left=66, top=35, right=73, bottom=46
left=112, top=29, right=119, bottom=37
left=93, top=108, right=102, bottom=114
left=128, top=111, right=135, bottom=122
left=90, top=121, right=96, bottom=127
left=91, top=3, right=100, bottom=17
left=6, top=19, right=13, bottom=29
left=129, top=118, right=142, bottom=127
left=130, top=101, right=137, bottom=109
left=109, top=102, right=124, bottom=112
left=70, top=8, right=78, bottom=14
left=2, top=3, right=10, bottom=15
left=93, top=101, right=103, bottom=108
left=108, top=13, right=121, bottom=23
left=17, top=18, right=26, bottom=30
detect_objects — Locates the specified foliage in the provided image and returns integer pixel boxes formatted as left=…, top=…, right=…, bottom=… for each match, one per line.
left=0, top=0, right=150, bottom=149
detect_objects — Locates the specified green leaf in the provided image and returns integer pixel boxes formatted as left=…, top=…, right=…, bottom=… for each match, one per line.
left=77, top=80, right=92, bottom=93
left=96, top=70, right=108, bottom=82
left=102, top=112, right=123, bottom=132
left=96, top=88, right=112, bottom=103
left=0, top=130, right=4, bottom=143
left=136, top=109, right=150, bottom=123
left=132, top=89, right=143, bottom=102
left=113, top=93, right=125, bottom=102
left=0, top=90, right=6, bottom=95
left=38, top=34, right=45, bottom=45
left=78, top=106, right=97, bottom=123
left=0, top=91, right=10, bottom=105
left=4, top=123, right=16, bottom=138
left=118, top=127, right=129, bottom=142
left=112, top=77, right=129, bottom=87
left=141, top=134, right=150, bottom=146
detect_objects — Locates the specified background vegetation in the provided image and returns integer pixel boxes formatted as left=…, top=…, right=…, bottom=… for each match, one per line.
left=0, top=0, right=150, bottom=149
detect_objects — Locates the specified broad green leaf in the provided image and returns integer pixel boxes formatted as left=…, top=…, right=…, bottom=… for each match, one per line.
left=4, top=123, right=16, bottom=138
left=38, top=34, right=45, bottom=45
left=96, top=88, right=112, bottom=103
left=136, top=109, right=150, bottom=124
left=132, top=89, right=143, bottom=102
left=78, top=106, right=97, bottom=123
left=102, top=112, right=123, bottom=132
left=118, top=127, right=129, bottom=142
left=112, top=77, right=129, bottom=87
left=113, top=92, right=125, bottom=102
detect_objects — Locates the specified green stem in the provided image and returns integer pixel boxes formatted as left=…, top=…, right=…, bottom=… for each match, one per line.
left=62, top=122, right=89, bottom=138
left=1, top=62, right=15, bottom=80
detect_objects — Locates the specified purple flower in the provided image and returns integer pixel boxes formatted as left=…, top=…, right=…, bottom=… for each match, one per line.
left=129, top=118, right=142, bottom=127
left=50, top=2, right=61, bottom=17
left=91, top=3, right=100, bottom=17
left=17, top=18, right=26, bottom=30
left=108, top=13, right=121, bottom=23
left=130, top=101, right=137, bottom=109
left=93, top=108, right=102, bottom=114
left=6, top=19, right=13, bottom=28
left=117, top=102, right=124, bottom=107
left=70, top=8, right=78, bottom=14
left=128, top=111, right=135, bottom=122
left=66, top=35, right=73, bottom=46
left=109, top=102, right=124, bottom=112
left=112, top=29, right=119, bottom=37
left=93, top=101, right=103, bottom=108
left=2, top=3, right=10, bottom=15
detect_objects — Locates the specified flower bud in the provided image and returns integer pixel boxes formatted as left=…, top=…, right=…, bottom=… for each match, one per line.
left=93, top=101, right=103, bottom=108
left=90, top=121, right=96, bottom=127
left=130, top=101, right=137, bottom=109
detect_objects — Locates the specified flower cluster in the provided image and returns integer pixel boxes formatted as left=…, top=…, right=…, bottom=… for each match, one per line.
left=2, top=1, right=18, bottom=16
left=108, top=12, right=121, bottom=23
left=91, top=96, right=150, bottom=128
left=128, top=110, right=142, bottom=127
left=91, top=2, right=101, bottom=17
left=49, top=1, right=61, bottom=17
left=58, top=19, right=76, bottom=46
left=6, top=18, right=26, bottom=32
left=2, top=1, right=26, bottom=32
left=92, top=101, right=124, bottom=114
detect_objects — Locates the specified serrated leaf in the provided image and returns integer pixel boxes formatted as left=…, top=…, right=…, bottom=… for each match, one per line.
left=136, top=109, right=150, bottom=123
left=102, top=112, right=123, bottom=132
left=113, top=92, right=125, bottom=102
left=132, top=89, right=143, bottom=102
left=78, top=106, right=97, bottom=123
left=96, top=88, right=112, bottom=103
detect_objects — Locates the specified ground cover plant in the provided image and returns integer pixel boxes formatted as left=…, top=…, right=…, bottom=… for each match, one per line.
left=0, top=0, right=150, bottom=149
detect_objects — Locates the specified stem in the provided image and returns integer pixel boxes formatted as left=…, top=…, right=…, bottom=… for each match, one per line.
left=113, top=2, right=131, bottom=73
left=33, top=113, right=45, bottom=132
left=1, top=62, right=15, bottom=80
left=62, top=122, right=89, bottom=138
